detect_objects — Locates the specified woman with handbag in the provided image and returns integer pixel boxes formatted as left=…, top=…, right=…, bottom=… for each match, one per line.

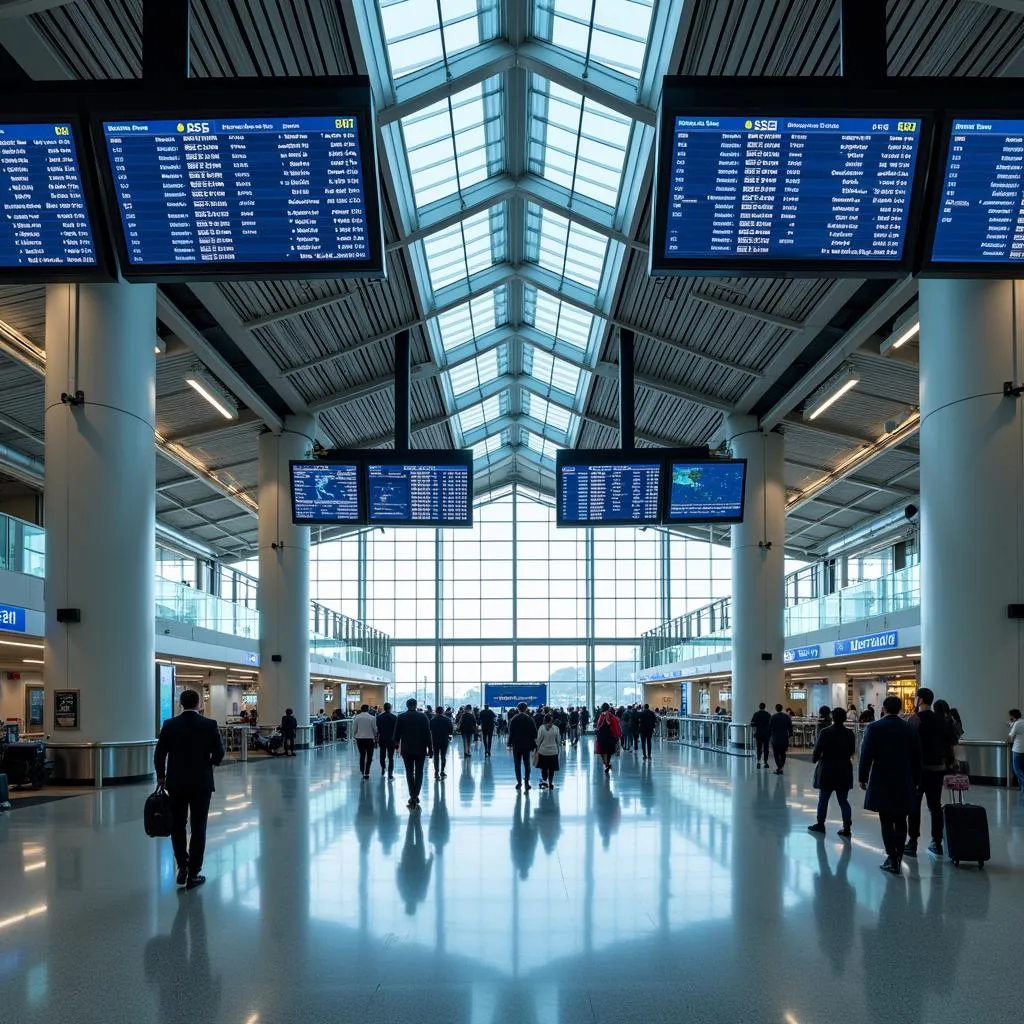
left=535, top=714, right=561, bottom=789
left=808, top=707, right=856, bottom=838
left=595, top=703, right=622, bottom=775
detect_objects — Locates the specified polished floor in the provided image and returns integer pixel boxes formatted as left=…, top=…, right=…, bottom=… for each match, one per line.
left=1, top=738, right=1022, bottom=1024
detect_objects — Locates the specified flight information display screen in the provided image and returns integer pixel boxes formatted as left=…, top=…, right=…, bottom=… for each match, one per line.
left=101, top=114, right=373, bottom=272
left=665, top=460, right=747, bottom=523
left=660, top=114, right=923, bottom=265
left=557, top=463, right=662, bottom=526
left=931, top=119, right=1024, bottom=264
left=290, top=462, right=362, bottom=524
left=367, top=464, right=472, bottom=527
left=0, top=122, right=99, bottom=271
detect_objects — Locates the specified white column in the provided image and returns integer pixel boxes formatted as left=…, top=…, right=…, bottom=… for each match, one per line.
left=44, top=283, right=156, bottom=759
left=258, top=415, right=316, bottom=743
left=207, top=670, right=228, bottom=724
left=919, top=278, right=1024, bottom=741
left=726, top=415, right=786, bottom=744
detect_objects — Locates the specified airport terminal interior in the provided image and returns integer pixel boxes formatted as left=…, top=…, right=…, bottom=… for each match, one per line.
left=1, top=1, right=1024, bottom=1022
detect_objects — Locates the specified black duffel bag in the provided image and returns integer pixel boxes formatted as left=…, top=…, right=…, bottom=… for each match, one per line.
left=144, top=786, right=174, bottom=837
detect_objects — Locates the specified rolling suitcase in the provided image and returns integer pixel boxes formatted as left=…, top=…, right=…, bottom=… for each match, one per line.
left=0, top=772, right=10, bottom=811
left=942, top=793, right=990, bottom=868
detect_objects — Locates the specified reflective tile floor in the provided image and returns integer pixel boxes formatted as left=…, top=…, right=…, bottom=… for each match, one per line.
left=1, top=739, right=1023, bottom=1024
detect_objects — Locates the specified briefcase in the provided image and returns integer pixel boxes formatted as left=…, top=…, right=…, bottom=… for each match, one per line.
left=144, top=786, right=174, bottom=838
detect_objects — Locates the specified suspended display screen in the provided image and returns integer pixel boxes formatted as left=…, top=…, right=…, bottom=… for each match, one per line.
left=651, top=95, right=929, bottom=276
left=97, top=99, right=383, bottom=280
left=664, top=459, right=747, bottom=524
left=929, top=118, right=1024, bottom=270
left=556, top=455, right=662, bottom=527
left=289, top=462, right=363, bottom=525
left=0, top=120, right=106, bottom=280
left=366, top=457, right=473, bottom=528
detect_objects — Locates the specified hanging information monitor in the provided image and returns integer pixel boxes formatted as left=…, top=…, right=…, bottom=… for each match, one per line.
left=289, top=462, right=363, bottom=525
left=95, top=85, right=384, bottom=281
left=664, top=459, right=747, bottom=524
left=0, top=119, right=108, bottom=280
left=651, top=89, right=929, bottom=277
left=366, top=452, right=473, bottom=528
left=927, top=118, right=1024, bottom=272
left=556, top=452, right=662, bottom=527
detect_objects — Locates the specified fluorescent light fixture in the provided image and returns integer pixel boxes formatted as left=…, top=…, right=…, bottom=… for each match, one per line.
left=22, top=659, right=43, bottom=665
left=825, top=654, right=907, bottom=668
left=184, top=366, right=238, bottom=420
left=156, top=659, right=231, bottom=671
left=804, top=363, right=859, bottom=421
left=880, top=313, right=919, bottom=355
left=0, top=639, right=43, bottom=649
left=786, top=664, right=820, bottom=671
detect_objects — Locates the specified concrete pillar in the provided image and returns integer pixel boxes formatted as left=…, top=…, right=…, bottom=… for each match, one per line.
left=207, top=670, right=228, bottom=725
left=258, top=415, right=316, bottom=743
left=726, top=415, right=785, bottom=746
left=43, top=283, right=156, bottom=766
left=919, top=278, right=1024, bottom=741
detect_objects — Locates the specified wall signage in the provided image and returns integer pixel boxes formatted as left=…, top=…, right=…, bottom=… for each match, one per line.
left=784, top=644, right=820, bottom=664
left=54, top=689, right=80, bottom=730
left=244, top=651, right=260, bottom=667
left=0, top=603, right=27, bottom=632
left=833, top=631, right=899, bottom=657
left=483, top=684, right=548, bottom=709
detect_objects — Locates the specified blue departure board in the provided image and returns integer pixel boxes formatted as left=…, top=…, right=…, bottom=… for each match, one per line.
left=666, top=460, right=746, bottom=523
left=557, top=463, right=662, bottom=526
left=662, top=115, right=922, bottom=262
left=367, top=464, right=471, bottom=527
left=290, top=462, right=362, bottom=524
left=0, top=122, right=98, bottom=270
left=931, top=119, right=1024, bottom=264
left=101, top=115, right=372, bottom=269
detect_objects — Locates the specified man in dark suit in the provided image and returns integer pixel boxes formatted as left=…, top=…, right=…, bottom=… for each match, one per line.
left=393, top=698, right=432, bottom=810
left=508, top=702, right=539, bottom=791
left=280, top=707, right=298, bottom=757
left=769, top=703, right=793, bottom=774
left=155, top=689, right=225, bottom=890
left=376, top=702, right=398, bottom=780
left=429, top=705, right=454, bottom=779
left=751, top=702, right=772, bottom=768
left=905, top=687, right=956, bottom=858
left=479, top=704, right=497, bottom=757
left=638, top=703, right=658, bottom=760
left=859, top=695, right=923, bottom=874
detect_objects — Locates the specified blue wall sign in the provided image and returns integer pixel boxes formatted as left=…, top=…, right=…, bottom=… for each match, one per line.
left=784, top=645, right=821, bottom=664
left=833, top=631, right=899, bottom=657
left=483, top=684, right=548, bottom=709
left=245, top=652, right=260, bottom=667
left=0, top=603, right=27, bottom=632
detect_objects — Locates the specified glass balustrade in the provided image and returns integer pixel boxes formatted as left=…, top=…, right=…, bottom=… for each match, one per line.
left=155, top=575, right=259, bottom=638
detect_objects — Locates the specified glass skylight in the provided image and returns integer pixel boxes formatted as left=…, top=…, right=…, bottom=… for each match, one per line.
left=524, top=392, right=573, bottom=435
left=524, top=431, right=562, bottom=462
left=523, top=345, right=583, bottom=398
left=423, top=204, right=508, bottom=293
left=528, top=76, right=631, bottom=209
left=459, top=393, right=506, bottom=433
left=524, top=286, right=597, bottom=353
left=524, top=202, right=609, bottom=292
left=380, top=0, right=494, bottom=79
left=434, top=286, right=509, bottom=352
left=447, top=345, right=507, bottom=397
left=472, top=432, right=506, bottom=463
left=401, top=77, right=504, bottom=208
left=533, top=0, right=656, bottom=80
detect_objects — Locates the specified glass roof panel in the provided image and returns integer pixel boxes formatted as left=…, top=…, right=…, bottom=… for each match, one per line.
left=423, top=205, right=508, bottom=292
left=472, top=432, right=507, bottom=463
left=524, top=431, right=562, bottom=462
left=401, top=77, right=504, bottom=208
left=446, top=345, right=506, bottom=397
left=533, top=0, right=656, bottom=80
left=523, top=344, right=583, bottom=397
left=527, top=77, right=631, bottom=209
left=523, top=392, right=573, bottom=435
left=435, top=285, right=509, bottom=352
left=524, top=286, right=597, bottom=353
left=458, top=393, right=505, bottom=433
left=524, top=202, right=609, bottom=292
left=381, top=0, right=499, bottom=80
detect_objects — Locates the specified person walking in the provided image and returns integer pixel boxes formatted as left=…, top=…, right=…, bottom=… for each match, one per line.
left=858, top=695, right=923, bottom=874
left=536, top=714, right=561, bottom=789
left=376, top=702, right=398, bottom=779
left=459, top=705, right=478, bottom=758
left=479, top=704, right=496, bottom=757
left=579, top=706, right=590, bottom=736
left=905, top=687, right=956, bottom=858
left=808, top=707, right=856, bottom=838
left=638, top=703, right=658, bottom=760
left=352, top=704, right=378, bottom=780
left=393, top=698, right=432, bottom=810
left=154, top=689, right=226, bottom=890
left=620, top=707, right=634, bottom=753
left=769, top=703, right=793, bottom=774
left=1009, top=709, right=1024, bottom=794
left=279, top=707, right=298, bottom=757
left=595, top=703, right=622, bottom=775
left=507, top=702, right=538, bottom=791
left=429, top=705, right=454, bottom=779
left=750, top=703, right=772, bottom=768
left=567, top=707, right=580, bottom=746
